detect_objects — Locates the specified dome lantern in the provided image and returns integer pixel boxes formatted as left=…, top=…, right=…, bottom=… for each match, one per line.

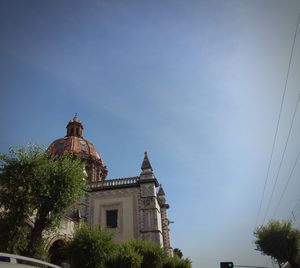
left=66, top=113, right=83, bottom=138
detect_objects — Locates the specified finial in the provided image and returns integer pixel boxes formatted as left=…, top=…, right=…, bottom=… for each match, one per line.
left=141, top=151, right=153, bottom=171
left=158, top=184, right=165, bottom=196
left=71, top=113, right=81, bottom=123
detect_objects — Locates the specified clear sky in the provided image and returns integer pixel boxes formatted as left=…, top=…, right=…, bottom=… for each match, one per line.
left=1, top=0, right=300, bottom=267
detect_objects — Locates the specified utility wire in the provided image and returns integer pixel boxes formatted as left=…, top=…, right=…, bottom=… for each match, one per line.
left=272, top=142, right=300, bottom=218
left=254, top=13, right=300, bottom=227
left=292, top=198, right=300, bottom=214
left=263, top=93, right=300, bottom=223
left=289, top=198, right=300, bottom=222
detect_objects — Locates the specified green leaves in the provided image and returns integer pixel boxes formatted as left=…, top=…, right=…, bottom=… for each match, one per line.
left=163, top=256, right=192, bottom=268
left=64, top=227, right=192, bottom=268
left=108, top=243, right=143, bottom=268
left=0, top=144, right=86, bottom=257
left=64, top=225, right=115, bottom=268
left=125, top=239, right=165, bottom=268
left=254, top=220, right=300, bottom=267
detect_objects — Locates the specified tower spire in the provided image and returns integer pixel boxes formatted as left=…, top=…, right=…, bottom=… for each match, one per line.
left=141, top=151, right=153, bottom=171
left=158, top=184, right=166, bottom=196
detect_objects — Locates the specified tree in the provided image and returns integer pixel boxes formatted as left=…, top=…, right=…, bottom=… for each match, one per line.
left=163, top=256, right=192, bottom=268
left=63, top=225, right=192, bottom=268
left=254, top=220, right=300, bottom=268
left=63, top=225, right=116, bottom=268
left=0, top=144, right=85, bottom=257
left=125, top=239, right=165, bottom=268
left=173, top=248, right=183, bottom=259
left=107, top=243, right=142, bottom=268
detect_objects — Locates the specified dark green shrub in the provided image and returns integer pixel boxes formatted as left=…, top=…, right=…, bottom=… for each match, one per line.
left=107, top=243, right=142, bottom=268
left=125, top=239, right=165, bottom=268
left=64, top=225, right=115, bottom=268
left=163, top=256, right=192, bottom=268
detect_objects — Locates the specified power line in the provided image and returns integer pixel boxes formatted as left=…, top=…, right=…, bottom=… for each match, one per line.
left=263, top=93, right=300, bottom=223
left=255, top=13, right=300, bottom=227
left=294, top=211, right=300, bottom=224
left=288, top=198, right=300, bottom=223
left=291, top=198, right=300, bottom=214
left=272, top=145, right=300, bottom=218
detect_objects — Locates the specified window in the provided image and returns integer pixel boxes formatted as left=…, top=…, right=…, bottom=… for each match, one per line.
left=106, top=210, right=118, bottom=228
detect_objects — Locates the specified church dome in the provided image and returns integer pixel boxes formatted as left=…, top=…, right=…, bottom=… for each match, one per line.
left=48, top=136, right=101, bottom=161
left=47, top=114, right=108, bottom=182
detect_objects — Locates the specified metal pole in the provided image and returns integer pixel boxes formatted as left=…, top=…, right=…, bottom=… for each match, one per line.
left=234, top=265, right=271, bottom=268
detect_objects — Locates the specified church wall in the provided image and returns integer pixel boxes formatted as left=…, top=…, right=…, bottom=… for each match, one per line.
left=88, top=187, right=140, bottom=242
left=45, top=216, right=76, bottom=250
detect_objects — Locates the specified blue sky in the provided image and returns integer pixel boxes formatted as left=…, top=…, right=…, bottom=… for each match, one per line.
left=1, top=1, right=300, bottom=267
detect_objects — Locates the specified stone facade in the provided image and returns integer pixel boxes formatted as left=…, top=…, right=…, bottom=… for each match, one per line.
left=48, top=116, right=173, bottom=256
left=87, top=186, right=140, bottom=242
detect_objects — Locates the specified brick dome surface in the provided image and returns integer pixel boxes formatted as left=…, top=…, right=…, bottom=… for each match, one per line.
left=48, top=136, right=101, bottom=160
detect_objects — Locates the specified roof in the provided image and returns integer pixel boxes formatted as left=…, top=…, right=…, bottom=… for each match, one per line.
left=47, top=136, right=102, bottom=161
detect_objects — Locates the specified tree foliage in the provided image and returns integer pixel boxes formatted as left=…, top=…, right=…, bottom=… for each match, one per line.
left=63, top=225, right=116, bottom=268
left=107, top=243, right=143, bottom=268
left=64, top=226, right=192, bottom=268
left=163, top=256, right=192, bottom=268
left=0, top=144, right=85, bottom=257
left=125, top=239, right=165, bottom=268
left=173, top=248, right=183, bottom=259
left=254, top=220, right=300, bottom=268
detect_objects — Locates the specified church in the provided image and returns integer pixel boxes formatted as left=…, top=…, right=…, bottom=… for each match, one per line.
left=47, top=115, right=173, bottom=256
